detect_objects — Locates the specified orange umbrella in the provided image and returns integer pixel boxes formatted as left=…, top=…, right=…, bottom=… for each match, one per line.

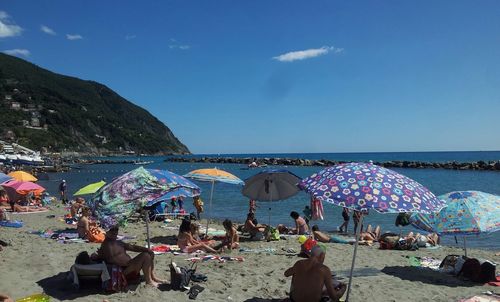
left=8, top=171, right=38, bottom=182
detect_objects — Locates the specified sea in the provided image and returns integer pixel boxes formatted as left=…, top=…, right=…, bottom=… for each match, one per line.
left=37, top=151, right=500, bottom=251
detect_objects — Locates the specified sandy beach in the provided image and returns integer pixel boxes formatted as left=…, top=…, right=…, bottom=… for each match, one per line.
left=0, top=205, right=498, bottom=302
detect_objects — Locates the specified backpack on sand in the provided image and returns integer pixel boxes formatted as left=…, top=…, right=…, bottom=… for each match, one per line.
left=170, top=261, right=197, bottom=290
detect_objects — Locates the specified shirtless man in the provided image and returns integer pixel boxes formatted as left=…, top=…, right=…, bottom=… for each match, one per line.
left=98, top=226, right=165, bottom=287
left=244, top=213, right=265, bottom=238
left=284, top=245, right=346, bottom=302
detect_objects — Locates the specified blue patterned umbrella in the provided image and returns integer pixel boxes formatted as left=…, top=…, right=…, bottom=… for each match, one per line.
left=299, top=162, right=445, bottom=302
left=299, top=162, right=446, bottom=214
left=411, top=191, right=500, bottom=235
left=145, top=169, right=200, bottom=207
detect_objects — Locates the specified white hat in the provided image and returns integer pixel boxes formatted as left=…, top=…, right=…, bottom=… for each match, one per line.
left=62, top=179, right=66, bottom=182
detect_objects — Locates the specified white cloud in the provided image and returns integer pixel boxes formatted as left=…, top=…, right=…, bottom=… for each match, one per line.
left=0, top=11, right=22, bottom=38
left=169, top=38, right=190, bottom=50
left=3, top=48, right=30, bottom=57
left=66, top=34, right=83, bottom=40
left=40, top=25, right=56, bottom=35
left=125, top=34, right=136, bottom=40
left=273, top=46, right=344, bottom=62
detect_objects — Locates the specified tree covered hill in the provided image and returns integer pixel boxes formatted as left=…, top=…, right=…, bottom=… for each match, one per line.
left=0, top=53, right=189, bottom=155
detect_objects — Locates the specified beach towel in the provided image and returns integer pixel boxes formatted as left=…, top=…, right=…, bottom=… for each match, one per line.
left=458, top=294, right=500, bottom=302
left=186, top=255, right=244, bottom=263
left=0, top=220, right=23, bottom=228
left=239, top=247, right=276, bottom=254
left=311, top=197, right=324, bottom=221
left=408, top=256, right=442, bottom=271
left=11, top=209, right=49, bottom=215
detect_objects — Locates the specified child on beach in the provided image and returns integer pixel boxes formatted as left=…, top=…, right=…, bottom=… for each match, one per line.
left=249, top=199, right=257, bottom=214
left=193, top=196, right=204, bottom=220
left=216, top=219, right=240, bottom=251
left=170, top=197, right=177, bottom=212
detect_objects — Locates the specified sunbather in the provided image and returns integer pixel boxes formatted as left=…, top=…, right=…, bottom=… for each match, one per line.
left=71, top=197, right=86, bottom=218
left=190, top=222, right=216, bottom=246
left=177, top=219, right=218, bottom=254
left=97, top=225, right=166, bottom=287
left=284, top=244, right=346, bottom=302
left=405, top=232, right=439, bottom=247
left=290, top=211, right=309, bottom=235
left=244, top=212, right=265, bottom=240
left=215, top=219, right=239, bottom=251
left=312, top=225, right=375, bottom=245
left=77, top=207, right=105, bottom=242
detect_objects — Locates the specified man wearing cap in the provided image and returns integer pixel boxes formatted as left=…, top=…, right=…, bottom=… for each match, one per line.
left=284, top=244, right=346, bottom=302
left=59, top=179, right=67, bottom=204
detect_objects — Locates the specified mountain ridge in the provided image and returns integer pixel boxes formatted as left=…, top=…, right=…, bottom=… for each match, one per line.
left=0, top=53, right=190, bottom=155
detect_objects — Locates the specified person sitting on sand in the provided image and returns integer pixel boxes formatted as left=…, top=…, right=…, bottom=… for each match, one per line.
left=216, top=219, right=239, bottom=251
left=96, top=225, right=166, bottom=287
left=71, top=197, right=86, bottom=219
left=177, top=219, right=218, bottom=254
left=0, top=191, right=9, bottom=208
left=244, top=212, right=266, bottom=240
left=77, top=207, right=105, bottom=242
left=284, top=244, right=347, bottom=302
left=190, top=222, right=216, bottom=246
left=290, top=211, right=309, bottom=235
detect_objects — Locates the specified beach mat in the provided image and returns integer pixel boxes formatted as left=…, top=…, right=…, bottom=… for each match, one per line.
left=12, top=209, right=50, bottom=215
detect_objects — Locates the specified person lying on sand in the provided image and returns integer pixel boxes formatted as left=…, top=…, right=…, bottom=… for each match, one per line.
left=177, top=219, right=218, bottom=254
left=284, top=244, right=346, bottom=302
left=10, top=200, right=47, bottom=212
left=244, top=212, right=266, bottom=240
left=405, top=232, right=439, bottom=247
left=96, top=225, right=166, bottom=287
left=359, top=224, right=381, bottom=241
left=215, top=219, right=239, bottom=251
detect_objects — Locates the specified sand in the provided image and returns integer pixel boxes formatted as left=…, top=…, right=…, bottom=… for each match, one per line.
left=0, top=205, right=499, bottom=302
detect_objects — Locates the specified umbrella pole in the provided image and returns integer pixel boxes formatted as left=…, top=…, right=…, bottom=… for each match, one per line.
left=463, top=237, right=467, bottom=257
left=268, top=190, right=272, bottom=226
left=345, top=214, right=363, bottom=302
left=205, top=180, right=215, bottom=236
left=145, top=210, right=151, bottom=249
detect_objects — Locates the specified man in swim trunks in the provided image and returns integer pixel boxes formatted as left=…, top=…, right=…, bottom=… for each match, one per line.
left=98, top=226, right=166, bottom=287
left=284, top=244, right=346, bottom=302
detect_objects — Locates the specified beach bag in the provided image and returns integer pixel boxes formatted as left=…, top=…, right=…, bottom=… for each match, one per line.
left=170, top=261, right=196, bottom=290
left=75, top=251, right=92, bottom=265
left=395, top=213, right=411, bottom=227
left=458, top=258, right=482, bottom=282
left=264, top=226, right=280, bottom=241
left=479, top=261, right=496, bottom=283
left=86, top=227, right=105, bottom=243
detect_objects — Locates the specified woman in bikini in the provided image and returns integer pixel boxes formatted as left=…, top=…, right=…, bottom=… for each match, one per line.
left=290, top=211, right=309, bottom=235
left=177, top=219, right=218, bottom=254
left=216, top=219, right=239, bottom=251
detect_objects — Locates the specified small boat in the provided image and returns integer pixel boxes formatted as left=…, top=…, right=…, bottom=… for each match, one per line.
left=133, top=160, right=154, bottom=165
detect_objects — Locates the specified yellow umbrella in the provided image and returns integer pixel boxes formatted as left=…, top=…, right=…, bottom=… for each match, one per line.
left=74, top=180, right=106, bottom=196
left=184, top=168, right=243, bottom=234
left=8, top=171, right=38, bottom=182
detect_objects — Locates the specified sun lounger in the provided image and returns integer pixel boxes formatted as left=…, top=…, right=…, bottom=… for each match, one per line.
left=70, top=262, right=111, bottom=289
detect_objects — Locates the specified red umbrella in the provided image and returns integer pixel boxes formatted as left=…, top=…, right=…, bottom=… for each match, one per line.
left=1, top=180, right=45, bottom=195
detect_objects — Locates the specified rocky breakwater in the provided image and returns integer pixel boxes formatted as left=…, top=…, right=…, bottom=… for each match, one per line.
left=165, top=157, right=500, bottom=171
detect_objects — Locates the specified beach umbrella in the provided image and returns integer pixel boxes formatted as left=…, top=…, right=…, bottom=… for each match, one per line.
left=1, top=180, right=45, bottom=195
left=89, top=167, right=180, bottom=230
left=8, top=171, right=38, bottom=182
left=299, top=162, right=446, bottom=302
left=242, top=169, right=302, bottom=225
left=73, top=180, right=106, bottom=196
left=145, top=169, right=200, bottom=207
left=410, top=191, right=500, bottom=256
left=184, top=168, right=244, bottom=234
left=0, top=172, right=13, bottom=184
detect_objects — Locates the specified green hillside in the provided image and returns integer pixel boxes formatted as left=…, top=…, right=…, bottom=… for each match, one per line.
left=0, top=53, right=189, bottom=155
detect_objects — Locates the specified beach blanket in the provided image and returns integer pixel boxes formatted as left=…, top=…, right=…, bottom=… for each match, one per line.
left=408, top=256, right=441, bottom=271
left=185, top=255, right=244, bottom=263
left=0, top=220, right=23, bottom=228
left=11, top=209, right=50, bottom=215
left=148, top=244, right=181, bottom=255
left=239, top=247, right=276, bottom=254
left=458, top=294, right=500, bottom=302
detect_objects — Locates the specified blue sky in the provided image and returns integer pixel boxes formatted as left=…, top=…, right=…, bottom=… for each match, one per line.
left=1, top=1, right=499, bottom=154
